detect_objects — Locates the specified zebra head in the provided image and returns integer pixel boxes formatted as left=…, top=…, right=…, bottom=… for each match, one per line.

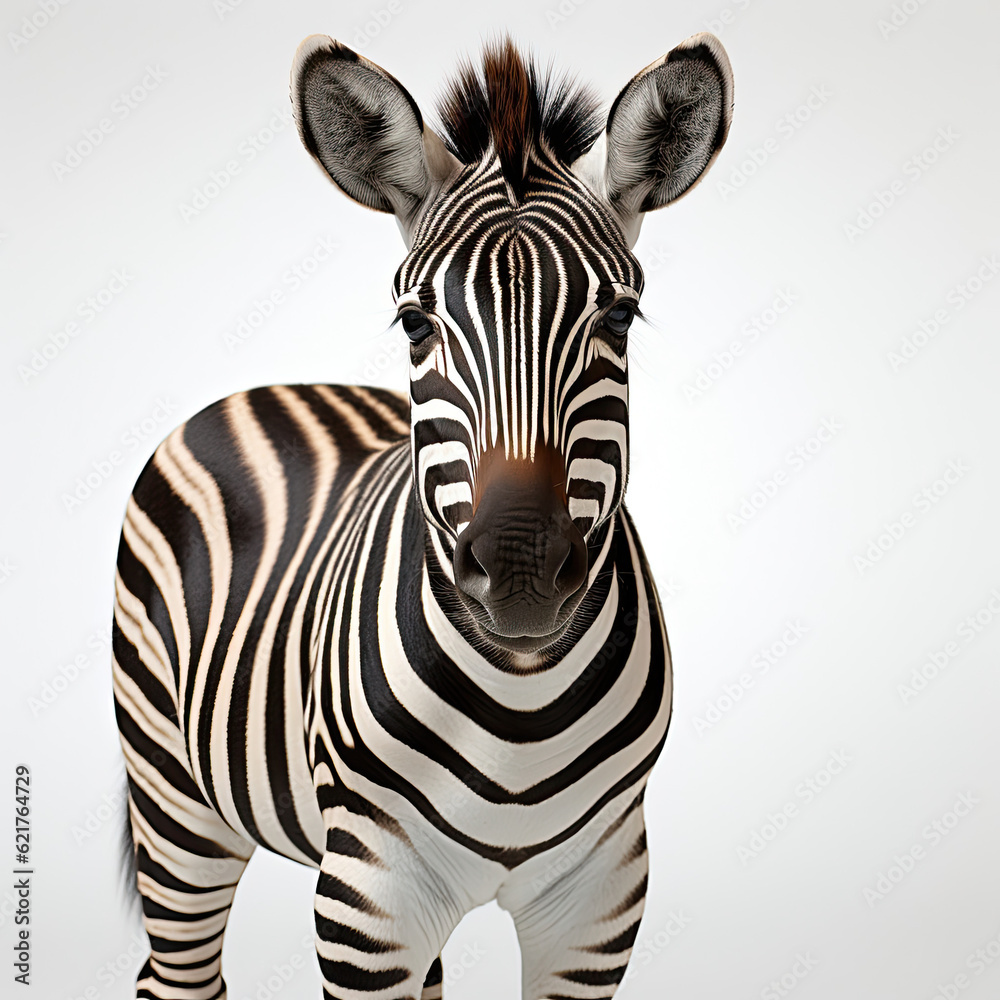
left=292, top=34, right=732, bottom=654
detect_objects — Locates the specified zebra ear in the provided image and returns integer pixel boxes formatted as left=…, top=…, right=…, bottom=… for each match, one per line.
left=572, top=33, right=733, bottom=247
left=291, top=35, right=461, bottom=245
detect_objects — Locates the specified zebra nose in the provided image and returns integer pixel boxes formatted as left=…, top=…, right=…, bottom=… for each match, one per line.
left=453, top=489, right=588, bottom=637
left=455, top=523, right=587, bottom=602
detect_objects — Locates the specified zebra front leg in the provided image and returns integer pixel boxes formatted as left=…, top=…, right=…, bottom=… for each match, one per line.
left=499, top=797, right=650, bottom=1000
left=420, top=957, right=443, bottom=1000
left=314, top=806, right=475, bottom=1000
left=125, top=774, right=255, bottom=999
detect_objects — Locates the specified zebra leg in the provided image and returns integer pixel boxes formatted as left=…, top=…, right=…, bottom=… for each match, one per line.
left=114, top=559, right=258, bottom=997
left=313, top=806, right=475, bottom=1000
left=124, top=772, right=256, bottom=999
left=421, top=957, right=443, bottom=1000
left=499, top=799, right=650, bottom=1000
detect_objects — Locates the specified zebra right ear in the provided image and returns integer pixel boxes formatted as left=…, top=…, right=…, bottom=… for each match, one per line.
left=291, top=36, right=461, bottom=245
left=572, top=33, right=733, bottom=247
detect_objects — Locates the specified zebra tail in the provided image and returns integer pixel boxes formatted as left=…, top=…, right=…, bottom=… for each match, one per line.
left=119, top=777, right=141, bottom=919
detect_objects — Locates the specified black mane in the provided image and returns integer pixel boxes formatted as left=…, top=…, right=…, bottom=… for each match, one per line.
left=435, top=36, right=603, bottom=198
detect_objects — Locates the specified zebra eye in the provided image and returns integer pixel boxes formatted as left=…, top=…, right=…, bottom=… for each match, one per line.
left=602, top=303, right=635, bottom=336
left=399, top=308, right=434, bottom=343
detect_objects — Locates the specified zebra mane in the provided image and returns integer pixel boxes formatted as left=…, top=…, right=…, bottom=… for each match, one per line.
left=435, top=36, right=604, bottom=199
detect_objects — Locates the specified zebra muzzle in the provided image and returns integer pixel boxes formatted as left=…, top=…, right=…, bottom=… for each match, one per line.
left=453, top=455, right=588, bottom=644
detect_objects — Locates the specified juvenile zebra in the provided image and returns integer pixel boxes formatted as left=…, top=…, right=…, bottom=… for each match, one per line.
left=112, top=31, right=732, bottom=1000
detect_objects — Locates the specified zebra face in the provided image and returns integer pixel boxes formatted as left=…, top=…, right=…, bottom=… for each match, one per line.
left=392, top=182, right=641, bottom=648
left=292, top=31, right=733, bottom=651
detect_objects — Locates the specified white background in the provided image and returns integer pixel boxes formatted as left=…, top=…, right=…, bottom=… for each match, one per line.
left=3, top=0, right=999, bottom=998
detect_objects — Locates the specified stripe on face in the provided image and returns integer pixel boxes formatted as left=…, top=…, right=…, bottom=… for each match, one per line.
left=395, top=150, right=643, bottom=545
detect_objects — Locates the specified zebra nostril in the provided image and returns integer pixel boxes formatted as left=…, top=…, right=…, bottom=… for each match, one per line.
left=553, top=529, right=588, bottom=599
left=454, top=519, right=587, bottom=611
left=454, top=531, right=490, bottom=601
left=468, top=537, right=492, bottom=579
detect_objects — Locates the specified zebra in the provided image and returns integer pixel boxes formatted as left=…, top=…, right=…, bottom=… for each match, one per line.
left=112, top=30, right=732, bottom=1000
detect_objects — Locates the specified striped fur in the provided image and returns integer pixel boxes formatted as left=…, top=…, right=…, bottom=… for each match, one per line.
left=114, top=32, right=732, bottom=1000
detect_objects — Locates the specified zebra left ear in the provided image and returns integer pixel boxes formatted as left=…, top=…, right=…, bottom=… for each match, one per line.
left=291, top=35, right=461, bottom=245
left=572, top=33, right=733, bottom=247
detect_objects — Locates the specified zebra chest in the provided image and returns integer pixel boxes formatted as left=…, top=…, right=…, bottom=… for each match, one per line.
left=322, top=615, right=667, bottom=823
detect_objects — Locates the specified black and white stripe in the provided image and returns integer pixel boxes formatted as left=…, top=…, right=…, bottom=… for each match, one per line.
left=398, top=148, right=640, bottom=546
left=114, top=30, right=732, bottom=1000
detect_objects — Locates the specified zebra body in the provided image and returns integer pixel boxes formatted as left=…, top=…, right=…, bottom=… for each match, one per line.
left=113, top=31, right=732, bottom=1000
